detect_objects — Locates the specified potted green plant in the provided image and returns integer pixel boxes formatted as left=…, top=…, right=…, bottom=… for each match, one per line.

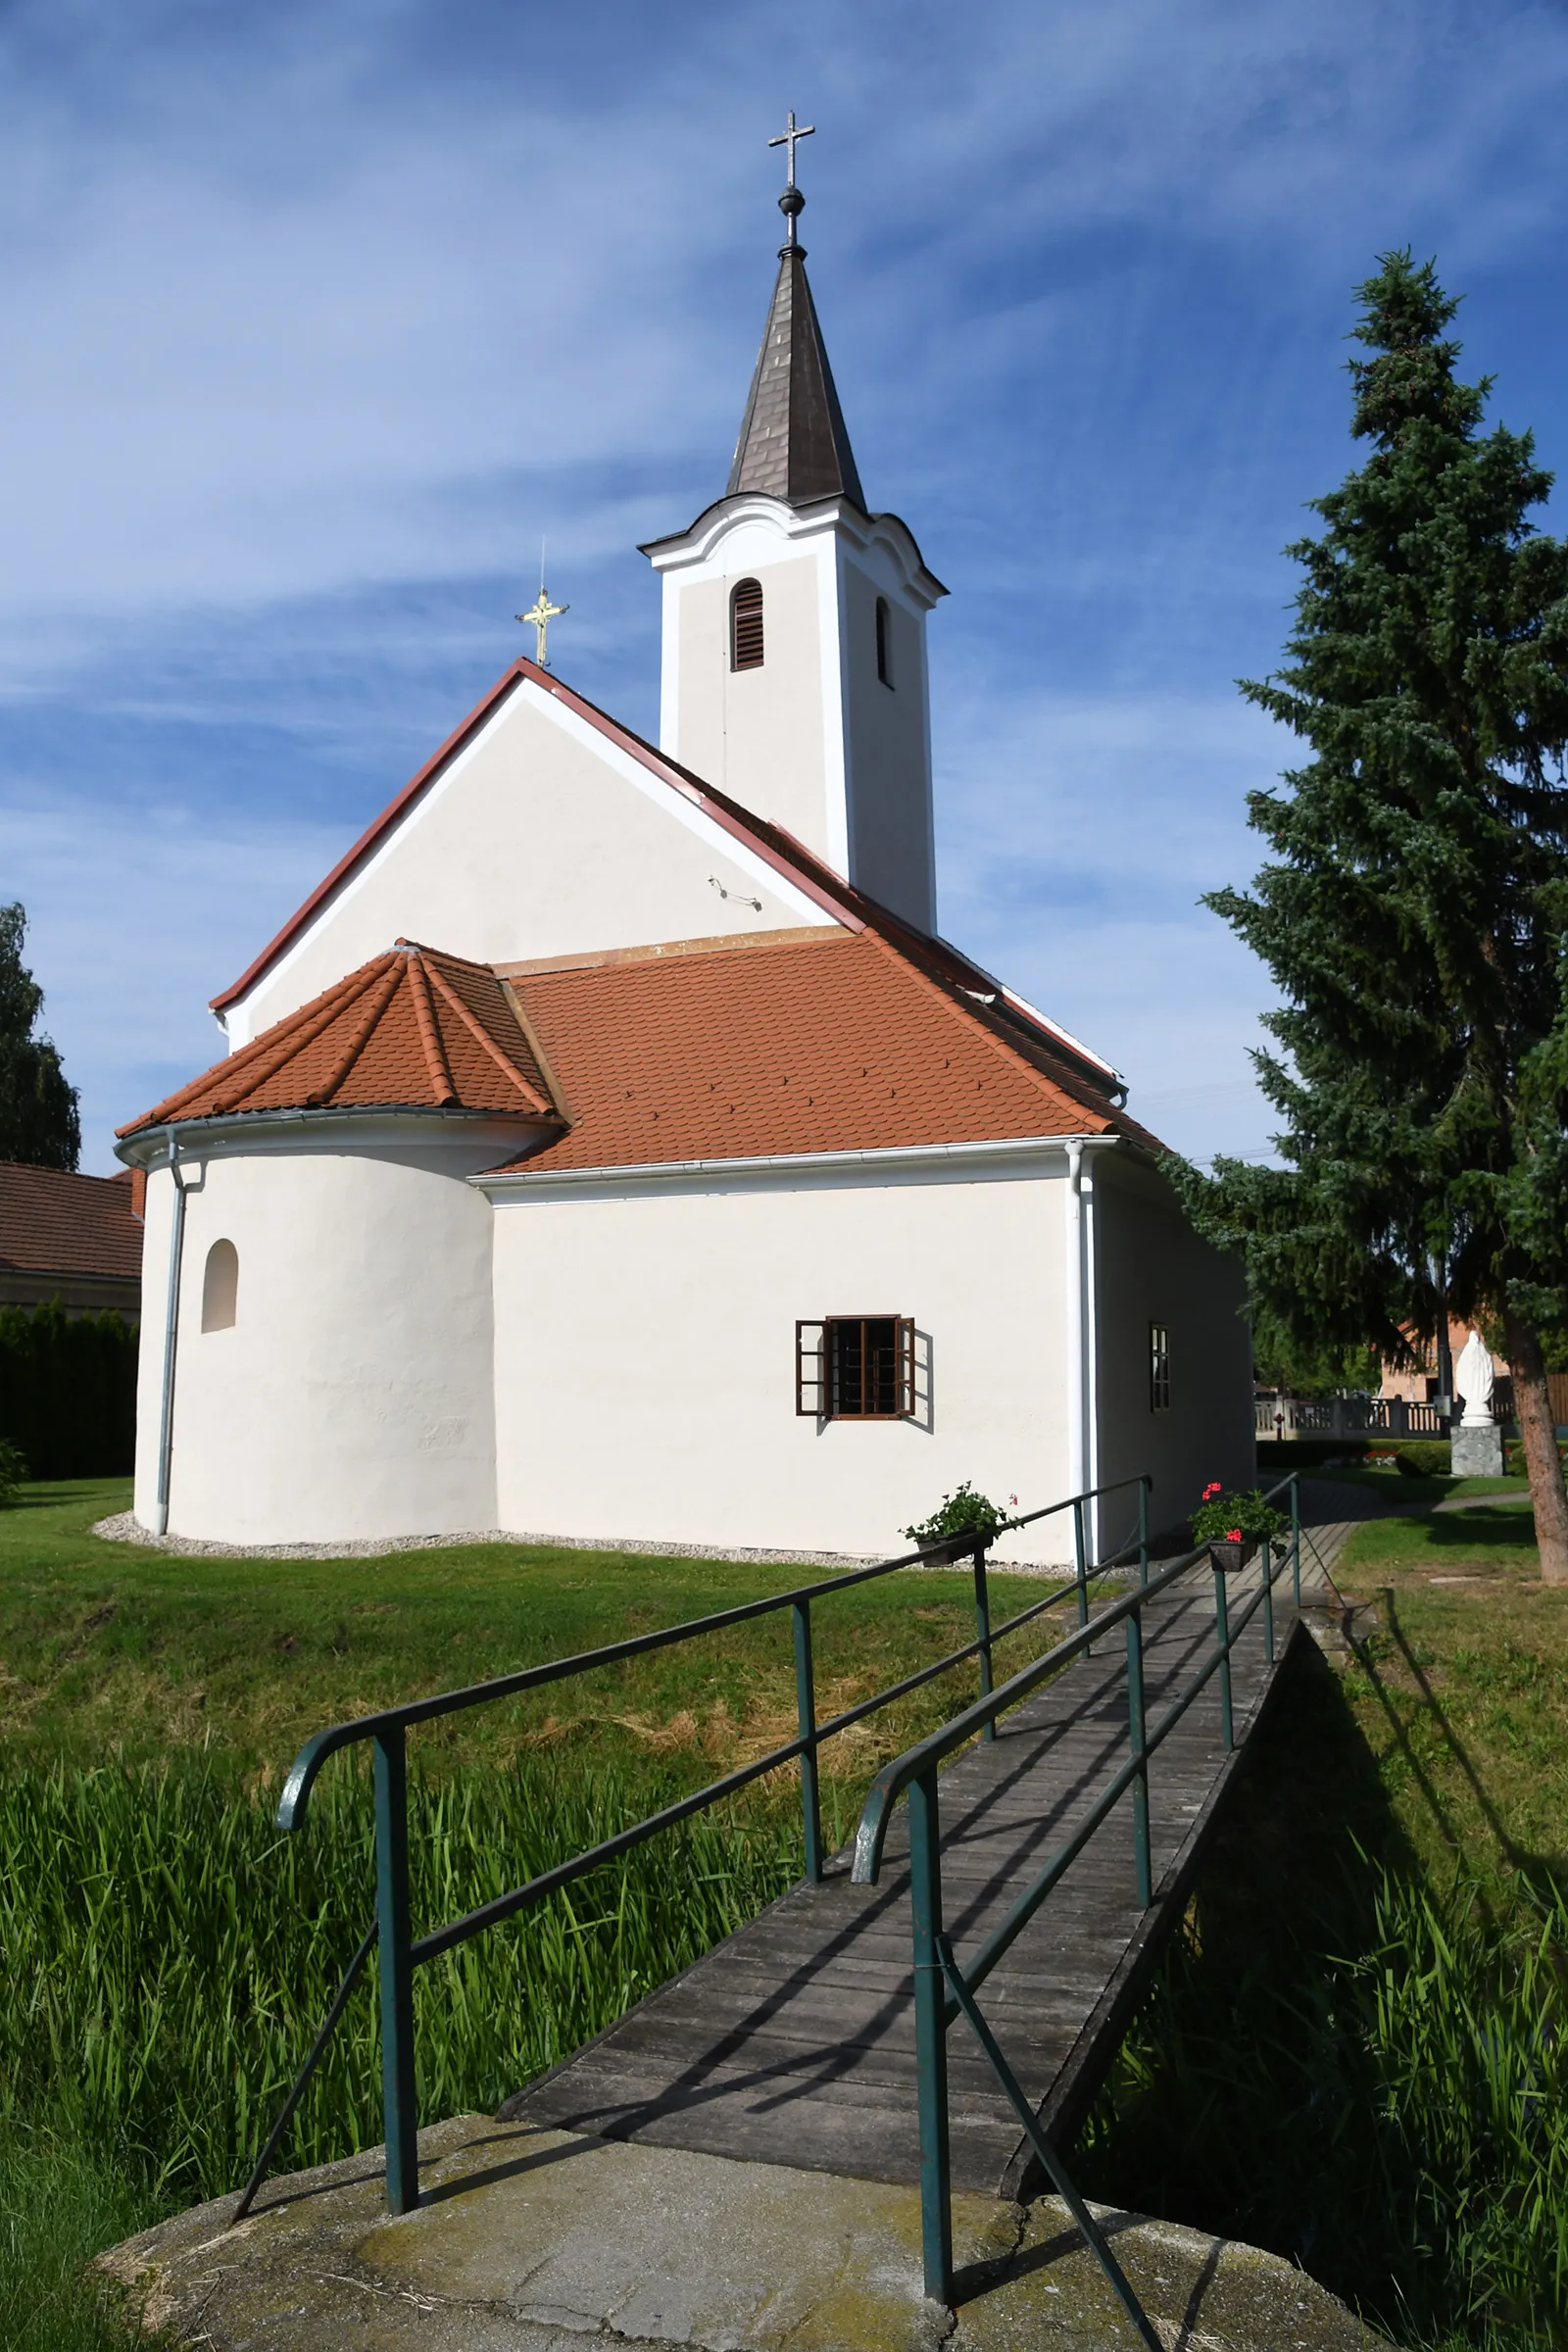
left=904, top=1482, right=1005, bottom=1563
left=1190, top=1482, right=1285, bottom=1573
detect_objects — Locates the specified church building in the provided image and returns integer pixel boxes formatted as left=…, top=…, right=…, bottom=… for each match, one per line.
left=116, top=172, right=1254, bottom=1563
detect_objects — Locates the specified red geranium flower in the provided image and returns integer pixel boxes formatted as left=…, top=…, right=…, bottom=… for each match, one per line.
left=1225, top=1528, right=1243, bottom=1543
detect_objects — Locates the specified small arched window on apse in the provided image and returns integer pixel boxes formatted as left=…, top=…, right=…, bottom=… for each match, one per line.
left=201, top=1239, right=239, bottom=1333
left=731, top=578, right=764, bottom=671
left=875, top=596, right=895, bottom=689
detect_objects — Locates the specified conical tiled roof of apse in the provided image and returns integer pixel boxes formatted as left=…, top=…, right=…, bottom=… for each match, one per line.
left=726, top=246, right=866, bottom=510
left=119, top=943, right=561, bottom=1135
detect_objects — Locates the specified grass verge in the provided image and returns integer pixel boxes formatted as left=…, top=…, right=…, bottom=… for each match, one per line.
left=0, top=1480, right=1057, bottom=1791
left=16, top=1474, right=1568, bottom=2346
left=1076, top=1475, right=1568, bottom=2349
left=0, top=1482, right=1073, bottom=2343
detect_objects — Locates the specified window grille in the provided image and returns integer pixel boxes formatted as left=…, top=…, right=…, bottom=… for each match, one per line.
left=1149, top=1321, right=1171, bottom=1413
left=875, top=596, right=894, bottom=688
left=731, top=578, right=764, bottom=670
left=797, top=1316, right=914, bottom=1419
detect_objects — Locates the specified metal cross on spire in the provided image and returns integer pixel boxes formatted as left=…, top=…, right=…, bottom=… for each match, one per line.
left=516, top=552, right=568, bottom=670
left=768, top=108, right=814, bottom=245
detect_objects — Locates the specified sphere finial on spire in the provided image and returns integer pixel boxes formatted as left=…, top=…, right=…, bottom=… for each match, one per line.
left=767, top=109, right=813, bottom=248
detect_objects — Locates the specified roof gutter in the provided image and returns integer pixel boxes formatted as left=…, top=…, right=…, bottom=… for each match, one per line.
left=475, top=1130, right=1124, bottom=1196
left=115, top=1103, right=552, bottom=1169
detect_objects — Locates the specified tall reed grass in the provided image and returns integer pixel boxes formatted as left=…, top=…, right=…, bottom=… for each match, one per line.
left=0, top=2126, right=162, bottom=2352
left=11, top=1748, right=1567, bottom=2348
left=1076, top=1868, right=1568, bottom=2348
left=2, top=1753, right=801, bottom=2209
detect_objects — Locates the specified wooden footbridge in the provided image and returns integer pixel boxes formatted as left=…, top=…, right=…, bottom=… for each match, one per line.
left=246, top=1474, right=1309, bottom=2341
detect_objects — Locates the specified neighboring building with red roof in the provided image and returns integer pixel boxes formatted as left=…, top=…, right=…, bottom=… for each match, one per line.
left=115, top=208, right=1253, bottom=1555
left=0, top=1161, right=142, bottom=1319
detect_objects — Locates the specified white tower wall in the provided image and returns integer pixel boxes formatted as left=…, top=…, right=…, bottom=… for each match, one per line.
left=648, top=495, right=943, bottom=931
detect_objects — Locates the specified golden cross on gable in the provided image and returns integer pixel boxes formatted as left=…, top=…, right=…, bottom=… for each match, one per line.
left=516, top=581, right=568, bottom=669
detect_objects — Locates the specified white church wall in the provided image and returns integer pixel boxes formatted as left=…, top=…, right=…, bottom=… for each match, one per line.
left=1089, top=1152, right=1255, bottom=1544
left=133, top=1121, right=515, bottom=1544
left=488, top=1152, right=1073, bottom=1563
left=223, top=680, right=835, bottom=1047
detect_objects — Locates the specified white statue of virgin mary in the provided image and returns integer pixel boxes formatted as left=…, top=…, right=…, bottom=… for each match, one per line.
left=1456, top=1328, right=1495, bottom=1428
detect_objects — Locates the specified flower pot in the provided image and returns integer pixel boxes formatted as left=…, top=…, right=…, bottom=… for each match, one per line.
left=914, top=1535, right=981, bottom=1567
left=1209, top=1538, right=1257, bottom=1574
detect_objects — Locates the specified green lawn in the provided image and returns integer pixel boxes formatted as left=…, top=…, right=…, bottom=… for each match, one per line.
left=12, top=1474, right=1568, bottom=2349
left=0, top=1480, right=1071, bottom=1810
left=1296, top=1460, right=1520, bottom=1508
left=0, top=1481, right=1086, bottom=2349
left=1331, top=1485, right=1568, bottom=1885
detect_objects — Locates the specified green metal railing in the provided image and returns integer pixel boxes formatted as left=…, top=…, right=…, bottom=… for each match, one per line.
left=851, top=1471, right=1302, bottom=2334
left=237, top=1473, right=1156, bottom=2223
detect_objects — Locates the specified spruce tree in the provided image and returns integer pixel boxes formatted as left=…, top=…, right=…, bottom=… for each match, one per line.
left=1173, top=253, right=1568, bottom=1578
left=0, top=904, right=79, bottom=1172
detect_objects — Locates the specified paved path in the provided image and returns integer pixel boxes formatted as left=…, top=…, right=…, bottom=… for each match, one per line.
left=104, top=2111, right=1393, bottom=2351
left=507, top=1563, right=1301, bottom=2199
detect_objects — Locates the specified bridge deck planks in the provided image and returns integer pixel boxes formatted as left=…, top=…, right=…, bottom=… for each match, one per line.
left=505, top=1570, right=1298, bottom=2196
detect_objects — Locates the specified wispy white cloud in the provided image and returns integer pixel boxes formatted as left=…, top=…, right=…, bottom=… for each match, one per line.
left=2, top=0, right=1567, bottom=1167
left=4, top=0, right=1564, bottom=630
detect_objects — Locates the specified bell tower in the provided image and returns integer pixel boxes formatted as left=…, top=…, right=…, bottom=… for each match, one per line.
left=641, top=123, right=946, bottom=935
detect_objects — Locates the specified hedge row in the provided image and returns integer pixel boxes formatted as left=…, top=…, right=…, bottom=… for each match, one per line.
left=0, top=1300, right=138, bottom=1479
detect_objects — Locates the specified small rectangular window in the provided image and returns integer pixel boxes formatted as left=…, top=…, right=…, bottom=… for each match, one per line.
left=875, top=596, right=895, bottom=688
left=1150, top=1321, right=1171, bottom=1413
left=797, top=1316, right=914, bottom=1419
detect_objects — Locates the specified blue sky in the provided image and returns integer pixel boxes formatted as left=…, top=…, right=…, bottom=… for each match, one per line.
left=4, top=0, right=1567, bottom=1171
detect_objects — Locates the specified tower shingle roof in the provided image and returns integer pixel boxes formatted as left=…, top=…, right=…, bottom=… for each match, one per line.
left=727, top=247, right=866, bottom=510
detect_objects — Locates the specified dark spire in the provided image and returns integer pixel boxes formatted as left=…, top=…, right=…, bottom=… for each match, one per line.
left=726, top=242, right=866, bottom=509
left=726, top=131, right=865, bottom=511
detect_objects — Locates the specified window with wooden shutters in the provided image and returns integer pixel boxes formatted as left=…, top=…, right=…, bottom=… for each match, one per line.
left=731, top=577, right=764, bottom=670
left=875, top=596, right=894, bottom=688
left=797, top=1316, right=914, bottom=1419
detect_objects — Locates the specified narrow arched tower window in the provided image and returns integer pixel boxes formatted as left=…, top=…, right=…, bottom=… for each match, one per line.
left=201, top=1239, right=239, bottom=1332
left=875, top=597, right=894, bottom=688
left=731, top=578, right=764, bottom=671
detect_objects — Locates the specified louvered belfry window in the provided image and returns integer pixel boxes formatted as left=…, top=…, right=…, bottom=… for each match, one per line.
left=731, top=577, right=764, bottom=671
left=797, top=1317, right=915, bottom=1419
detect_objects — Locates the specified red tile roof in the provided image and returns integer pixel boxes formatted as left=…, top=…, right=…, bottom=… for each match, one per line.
left=0, top=1161, right=144, bottom=1279
left=494, top=927, right=1159, bottom=1176
left=120, top=944, right=560, bottom=1137
left=204, top=658, right=1122, bottom=1104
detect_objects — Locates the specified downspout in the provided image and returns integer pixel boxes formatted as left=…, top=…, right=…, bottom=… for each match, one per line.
left=1064, top=1139, right=1089, bottom=1515
left=149, top=1129, right=189, bottom=1541
left=1082, top=1143, right=1101, bottom=1559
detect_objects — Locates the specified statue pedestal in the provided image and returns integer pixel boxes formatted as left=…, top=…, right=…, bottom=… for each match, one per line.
left=1451, top=1421, right=1503, bottom=1477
